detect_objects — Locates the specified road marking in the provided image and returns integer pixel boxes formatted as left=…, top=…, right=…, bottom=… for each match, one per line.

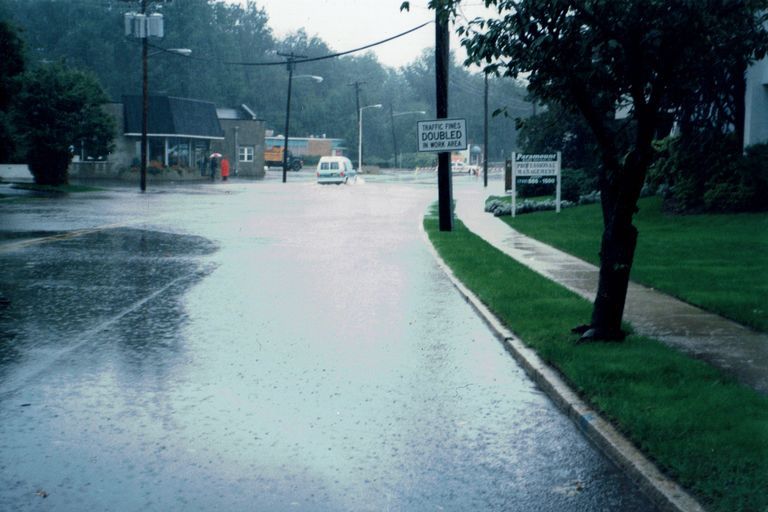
left=0, top=221, right=140, bottom=254
left=0, top=266, right=214, bottom=399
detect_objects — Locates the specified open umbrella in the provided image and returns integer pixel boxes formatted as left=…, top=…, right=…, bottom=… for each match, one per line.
left=209, top=152, right=222, bottom=159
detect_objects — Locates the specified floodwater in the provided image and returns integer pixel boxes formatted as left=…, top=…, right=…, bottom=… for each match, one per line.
left=0, top=175, right=656, bottom=511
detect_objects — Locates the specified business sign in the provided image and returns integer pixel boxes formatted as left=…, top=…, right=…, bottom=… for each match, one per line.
left=417, top=118, right=467, bottom=152
left=509, top=152, right=562, bottom=218
left=514, top=153, right=559, bottom=176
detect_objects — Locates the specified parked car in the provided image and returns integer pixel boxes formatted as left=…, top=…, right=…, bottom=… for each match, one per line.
left=317, top=156, right=356, bottom=184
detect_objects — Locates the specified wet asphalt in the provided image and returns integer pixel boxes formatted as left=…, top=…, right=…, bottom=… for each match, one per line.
left=0, top=173, right=656, bottom=511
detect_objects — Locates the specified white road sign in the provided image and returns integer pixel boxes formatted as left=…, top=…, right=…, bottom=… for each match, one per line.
left=513, top=153, right=559, bottom=176
left=417, top=118, right=467, bottom=152
left=510, top=152, right=562, bottom=218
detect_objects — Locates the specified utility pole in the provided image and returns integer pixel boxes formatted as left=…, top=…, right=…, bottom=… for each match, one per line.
left=389, top=104, right=399, bottom=168
left=348, top=81, right=365, bottom=168
left=140, top=0, right=149, bottom=192
left=278, top=51, right=307, bottom=183
left=435, top=7, right=452, bottom=231
left=483, top=73, right=489, bottom=188
left=122, top=0, right=167, bottom=192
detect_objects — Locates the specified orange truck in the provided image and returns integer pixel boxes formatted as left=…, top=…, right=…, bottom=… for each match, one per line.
left=264, top=146, right=303, bottom=171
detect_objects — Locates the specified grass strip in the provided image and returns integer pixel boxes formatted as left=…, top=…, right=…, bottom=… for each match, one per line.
left=488, top=195, right=768, bottom=332
left=424, top=204, right=768, bottom=512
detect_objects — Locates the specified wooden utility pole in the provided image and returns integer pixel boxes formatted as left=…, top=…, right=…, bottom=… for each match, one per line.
left=389, top=104, right=399, bottom=168
left=483, top=73, right=489, bottom=188
left=278, top=51, right=307, bottom=183
left=140, top=0, right=148, bottom=192
left=347, top=81, right=365, bottom=169
left=435, top=8, right=452, bottom=231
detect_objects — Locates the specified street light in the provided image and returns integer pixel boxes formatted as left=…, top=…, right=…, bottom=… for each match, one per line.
left=149, top=47, right=192, bottom=57
left=278, top=51, right=323, bottom=183
left=390, top=109, right=426, bottom=169
left=358, top=104, right=382, bottom=174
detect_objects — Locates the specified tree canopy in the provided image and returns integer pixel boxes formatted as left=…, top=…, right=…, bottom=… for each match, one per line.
left=450, top=0, right=768, bottom=339
left=0, top=20, right=24, bottom=161
left=15, top=63, right=115, bottom=185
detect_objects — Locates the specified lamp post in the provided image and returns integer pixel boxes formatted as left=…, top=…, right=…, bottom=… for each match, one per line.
left=358, top=104, right=382, bottom=173
left=277, top=51, right=323, bottom=183
left=389, top=108, right=426, bottom=169
left=150, top=47, right=192, bottom=57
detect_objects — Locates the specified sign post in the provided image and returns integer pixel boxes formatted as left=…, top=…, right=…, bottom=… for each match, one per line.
left=417, top=117, right=468, bottom=231
left=510, top=152, right=561, bottom=218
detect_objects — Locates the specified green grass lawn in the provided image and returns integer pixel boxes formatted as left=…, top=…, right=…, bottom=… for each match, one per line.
left=491, top=196, right=768, bottom=332
left=424, top=206, right=768, bottom=512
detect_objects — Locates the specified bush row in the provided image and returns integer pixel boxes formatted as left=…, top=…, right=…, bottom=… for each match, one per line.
left=485, top=197, right=576, bottom=217
left=649, top=136, right=768, bottom=213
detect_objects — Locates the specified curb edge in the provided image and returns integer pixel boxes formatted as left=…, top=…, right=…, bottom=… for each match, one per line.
left=421, top=219, right=707, bottom=512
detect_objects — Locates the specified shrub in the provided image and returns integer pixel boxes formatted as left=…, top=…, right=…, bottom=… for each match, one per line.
left=561, top=167, right=599, bottom=202
left=14, top=63, right=114, bottom=186
left=485, top=197, right=575, bottom=216
left=649, top=134, right=768, bottom=213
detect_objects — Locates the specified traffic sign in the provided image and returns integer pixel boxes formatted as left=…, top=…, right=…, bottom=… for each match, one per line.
left=417, top=118, right=467, bottom=152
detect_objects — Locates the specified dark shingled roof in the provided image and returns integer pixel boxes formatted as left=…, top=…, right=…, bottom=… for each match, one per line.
left=123, top=95, right=224, bottom=139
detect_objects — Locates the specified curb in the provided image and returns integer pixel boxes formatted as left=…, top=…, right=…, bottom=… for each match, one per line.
left=421, top=220, right=707, bottom=512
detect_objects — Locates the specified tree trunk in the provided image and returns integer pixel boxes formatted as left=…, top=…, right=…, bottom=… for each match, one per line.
left=734, top=64, right=747, bottom=150
left=580, top=145, right=650, bottom=341
left=586, top=216, right=638, bottom=340
left=571, top=99, right=655, bottom=342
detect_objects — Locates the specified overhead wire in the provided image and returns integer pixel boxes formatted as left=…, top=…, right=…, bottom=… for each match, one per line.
left=149, top=21, right=433, bottom=67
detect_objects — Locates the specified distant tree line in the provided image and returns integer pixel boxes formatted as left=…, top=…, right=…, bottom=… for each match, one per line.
left=0, top=0, right=530, bottom=167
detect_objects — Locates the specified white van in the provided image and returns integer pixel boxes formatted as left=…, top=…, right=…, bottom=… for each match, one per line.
left=316, top=156, right=356, bottom=185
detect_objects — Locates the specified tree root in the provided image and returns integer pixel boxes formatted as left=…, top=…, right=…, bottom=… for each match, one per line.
left=572, top=324, right=626, bottom=343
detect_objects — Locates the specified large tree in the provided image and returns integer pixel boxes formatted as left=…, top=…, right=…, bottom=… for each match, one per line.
left=0, top=20, right=25, bottom=161
left=15, top=63, right=114, bottom=185
left=426, top=0, right=768, bottom=339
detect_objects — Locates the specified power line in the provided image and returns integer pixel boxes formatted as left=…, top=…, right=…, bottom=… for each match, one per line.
left=448, top=77, right=530, bottom=111
left=292, top=21, right=432, bottom=64
left=148, top=20, right=433, bottom=67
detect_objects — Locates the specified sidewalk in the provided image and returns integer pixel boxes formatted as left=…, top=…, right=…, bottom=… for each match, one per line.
left=454, top=183, right=768, bottom=395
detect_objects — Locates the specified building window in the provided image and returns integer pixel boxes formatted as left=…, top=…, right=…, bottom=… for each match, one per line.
left=239, top=146, right=254, bottom=162
left=167, top=137, right=190, bottom=167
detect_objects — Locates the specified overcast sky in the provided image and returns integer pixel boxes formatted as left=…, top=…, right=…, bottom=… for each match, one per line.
left=226, top=0, right=495, bottom=69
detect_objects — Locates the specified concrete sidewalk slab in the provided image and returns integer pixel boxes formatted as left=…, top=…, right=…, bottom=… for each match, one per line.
left=454, top=183, right=768, bottom=395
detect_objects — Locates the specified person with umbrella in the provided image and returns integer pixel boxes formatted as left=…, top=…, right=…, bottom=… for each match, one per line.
left=209, top=152, right=222, bottom=181
left=221, top=156, right=230, bottom=181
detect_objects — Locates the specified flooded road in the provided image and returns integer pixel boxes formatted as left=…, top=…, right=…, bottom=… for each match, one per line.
left=0, top=177, right=656, bottom=511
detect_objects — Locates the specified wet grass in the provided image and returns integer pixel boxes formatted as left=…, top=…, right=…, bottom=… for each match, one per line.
left=424, top=205, right=768, bottom=512
left=489, top=196, right=768, bottom=332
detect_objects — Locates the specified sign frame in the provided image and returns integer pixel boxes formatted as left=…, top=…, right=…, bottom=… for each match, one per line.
left=509, top=152, right=562, bottom=217
left=416, top=118, right=468, bottom=153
